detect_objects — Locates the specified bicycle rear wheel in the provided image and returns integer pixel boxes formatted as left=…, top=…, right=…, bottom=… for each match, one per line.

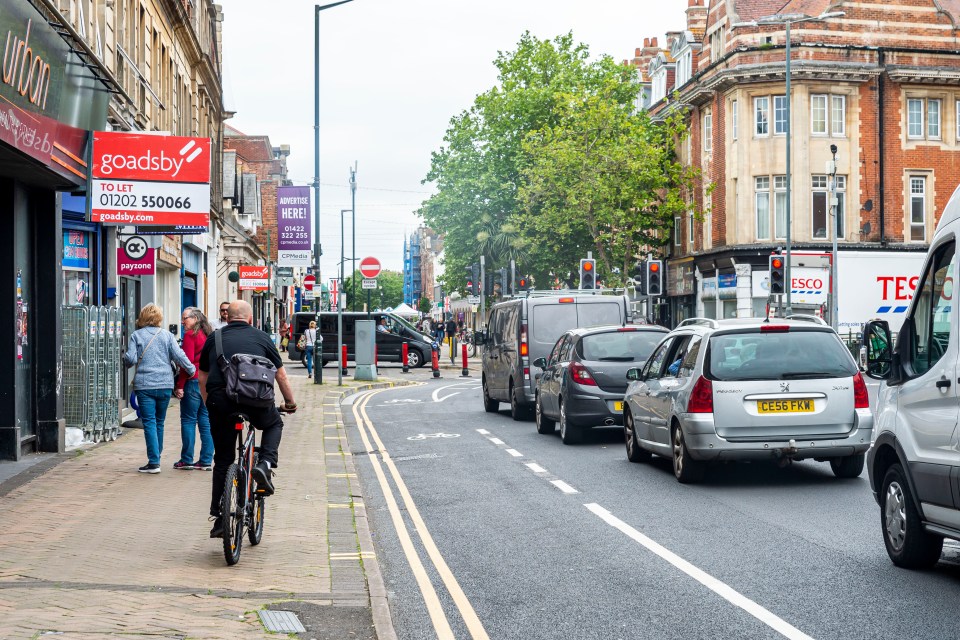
left=221, top=463, right=244, bottom=565
left=248, top=495, right=265, bottom=545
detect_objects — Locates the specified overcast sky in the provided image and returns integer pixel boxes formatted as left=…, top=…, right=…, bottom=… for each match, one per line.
left=221, top=1, right=685, bottom=281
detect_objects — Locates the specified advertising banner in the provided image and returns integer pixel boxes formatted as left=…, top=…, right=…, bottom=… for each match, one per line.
left=63, top=231, right=90, bottom=269
left=239, top=265, right=270, bottom=291
left=276, top=186, right=312, bottom=266
left=837, top=251, right=926, bottom=330
left=117, top=247, right=155, bottom=276
left=91, top=132, right=211, bottom=226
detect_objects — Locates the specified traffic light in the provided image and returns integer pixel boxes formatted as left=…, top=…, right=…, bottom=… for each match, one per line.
left=579, top=259, right=597, bottom=290
left=517, top=274, right=532, bottom=291
left=646, top=260, right=663, bottom=297
left=498, top=267, right=508, bottom=296
left=467, top=263, right=479, bottom=295
left=465, top=266, right=475, bottom=295
left=484, top=272, right=494, bottom=296
left=633, top=261, right=647, bottom=295
left=769, top=254, right=785, bottom=295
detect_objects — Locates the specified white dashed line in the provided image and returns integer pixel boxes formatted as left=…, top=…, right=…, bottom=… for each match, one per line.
left=505, top=449, right=523, bottom=457
left=489, top=438, right=505, bottom=445
left=525, top=463, right=547, bottom=474
left=550, top=480, right=579, bottom=494
left=476, top=429, right=491, bottom=435
left=585, top=503, right=813, bottom=640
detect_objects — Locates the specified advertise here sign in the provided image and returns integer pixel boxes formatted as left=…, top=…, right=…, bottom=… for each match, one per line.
left=239, top=265, right=269, bottom=291
left=90, top=132, right=211, bottom=226
left=277, top=185, right=311, bottom=266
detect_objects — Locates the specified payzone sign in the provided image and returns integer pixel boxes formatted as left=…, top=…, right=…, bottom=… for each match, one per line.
left=837, top=252, right=927, bottom=329
left=90, top=132, right=211, bottom=226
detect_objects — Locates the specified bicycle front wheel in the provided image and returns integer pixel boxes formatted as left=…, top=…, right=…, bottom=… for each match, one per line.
left=221, top=463, right=244, bottom=565
left=248, top=495, right=265, bottom=545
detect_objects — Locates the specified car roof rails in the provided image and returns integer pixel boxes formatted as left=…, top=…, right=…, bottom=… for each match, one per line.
left=785, top=314, right=828, bottom=326
left=522, top=288, right=625, bottom=298
left=676, top=318, right=721, bottom=329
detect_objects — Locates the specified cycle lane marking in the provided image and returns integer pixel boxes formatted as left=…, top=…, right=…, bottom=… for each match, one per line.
left=356, top=390, right=490, bottom=640
left=585, top=503, right=814, bottom=640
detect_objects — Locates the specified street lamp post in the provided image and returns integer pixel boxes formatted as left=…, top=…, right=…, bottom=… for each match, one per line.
left=350, top=164, right=357, bottom=312
left=731, top=11, right=844, bottom=316
left=829, top=144, right=839, bottom=330
left=338, top=208, right=351, bottom=386
left=313, top=0, right=355, bottom=385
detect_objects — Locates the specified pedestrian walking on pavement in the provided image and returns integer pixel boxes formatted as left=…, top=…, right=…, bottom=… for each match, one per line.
left=123, top=303, right=195, bottom=474
left=174, top=307, right=214, bottom=471
left=303, top=320, right=319, bottom=378
left=199, top=300, right=297, bottom=539
left=211, top=301, right=230, bottom=330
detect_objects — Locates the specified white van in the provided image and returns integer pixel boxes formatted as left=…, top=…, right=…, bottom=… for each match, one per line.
left=864, top=188, right=960, bottom=569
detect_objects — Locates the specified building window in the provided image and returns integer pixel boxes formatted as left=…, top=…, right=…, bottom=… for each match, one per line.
left=689, top=211, right=695, bottom=244
left=774, top=176, right=788, bottom=240
left=710, top=28, right=724, bottom=62
left=812, top=175, right=846, bottom=240
left=675, top=216, right=681, bottom=246
left=908, top=99, right=924, bottom=139
left=928, top=99, right=941, bottom=139
left=756, top=176, right=770, bottom=240
left=703, top=110, right=712, bottom=152
left=831, top=95, right=846, bottom=136
left=910, top=177, right=926, bottom=242
left=811, top=95, right=827, bottom=135
left=755, top=97, right=769, bottom=136
left=774, top=95, right=788, bottom=135
left=732, top=100, right=738, bottom=140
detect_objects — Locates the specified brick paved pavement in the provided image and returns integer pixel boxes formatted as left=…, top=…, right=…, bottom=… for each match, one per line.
left=0, top=371, right=407, bottom=640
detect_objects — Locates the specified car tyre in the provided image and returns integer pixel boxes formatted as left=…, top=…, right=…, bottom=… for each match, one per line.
left=672, top=424, right=704, bottom=484
left=830, top=453, right=865, bottom=478
left=559, top=399, right=580, bottom=445
left=535, top=394, right=555, bottom=435
left=880, top=464, right=943, bottom=569
left=510, top=382, right=531, bottom=421
left=407, top=349, right=424, bottom=368
left=624, top=410, right=650, bottom=463
left=482, top=377, right=499, bottom=414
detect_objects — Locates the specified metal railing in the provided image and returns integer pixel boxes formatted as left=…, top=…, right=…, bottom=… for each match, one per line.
left=62, top=305, right=123, bottom=443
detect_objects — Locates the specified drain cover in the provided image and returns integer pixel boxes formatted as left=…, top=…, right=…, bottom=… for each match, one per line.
left=259, top=610, right=306, bottom=633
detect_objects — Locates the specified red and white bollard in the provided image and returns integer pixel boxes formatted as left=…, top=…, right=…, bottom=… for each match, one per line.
left=402, top=342, right=410, bottom=374
left=431, top=346, right=440, bottom=378
left=461, top=343, right=469, bottom=377
left=341, top=345, right=348, bottom=375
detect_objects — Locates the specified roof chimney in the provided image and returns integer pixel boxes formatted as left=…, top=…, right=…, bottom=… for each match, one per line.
left=686, top=0, right=708, bottom=36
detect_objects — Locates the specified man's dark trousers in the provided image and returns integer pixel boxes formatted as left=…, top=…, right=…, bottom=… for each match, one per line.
left=206, top=389, right=284, bottom=516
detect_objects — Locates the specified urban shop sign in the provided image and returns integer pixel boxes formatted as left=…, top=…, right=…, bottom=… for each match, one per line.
left=90, top=132, right=211, bottom=226
left=276, top=185, right=312, bottom=266
left=239, top=265, right=269, bottom=291
left=0, top=3, right=108, bottom=184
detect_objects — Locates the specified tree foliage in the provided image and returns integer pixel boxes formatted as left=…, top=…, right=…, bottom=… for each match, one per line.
left=343, top=269, right=404, bottom=311
left=420, top=32, right=705, bottom=291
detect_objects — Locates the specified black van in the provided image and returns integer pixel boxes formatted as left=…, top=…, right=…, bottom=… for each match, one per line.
left=479, top=293, right=631, bottom=420
left=286, top=311, right=436, bottom=368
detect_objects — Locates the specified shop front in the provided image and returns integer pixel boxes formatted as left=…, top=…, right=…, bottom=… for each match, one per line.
left=62, top=194, right=104, bottom=306
left=0, top=1, right=109, bottom=459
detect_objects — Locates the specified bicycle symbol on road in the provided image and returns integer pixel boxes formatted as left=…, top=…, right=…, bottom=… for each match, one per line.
left=407, top=433, right=461, bottom=441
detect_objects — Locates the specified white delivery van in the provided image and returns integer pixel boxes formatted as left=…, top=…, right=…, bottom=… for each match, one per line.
left=863, top=189, right=960, bottom=570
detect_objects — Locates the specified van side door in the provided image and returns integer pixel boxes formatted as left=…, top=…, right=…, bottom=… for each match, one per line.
left=897, top=240, right=960, bottom=520
left=484, top=310, right=504, bottom=397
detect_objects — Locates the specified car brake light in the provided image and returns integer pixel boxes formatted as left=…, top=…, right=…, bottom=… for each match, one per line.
left=760, top=324, right=790, bottom=333
left=558, top=297, right=574, bottom=303
left=617, top=327, right=638, bottom=332
left=853, top=372, right=870, bottom=409
left=687, top=376, right=713, bottom=413
left=570, top=362, right=597, bottom=386
left=520, top=323, right=529, bottom=356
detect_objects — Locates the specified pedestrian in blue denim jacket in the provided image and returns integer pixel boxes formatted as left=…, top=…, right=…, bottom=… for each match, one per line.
left=123, top=303, right=195, bottom=474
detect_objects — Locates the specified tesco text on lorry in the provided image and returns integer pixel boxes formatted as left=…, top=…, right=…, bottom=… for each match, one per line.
left=836, top=251, right=927, bottom=330
left=90, top=132, right=211, bottom=226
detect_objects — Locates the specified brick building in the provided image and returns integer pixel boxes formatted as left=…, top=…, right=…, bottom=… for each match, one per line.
left=636, top=0, right=960, bottom=330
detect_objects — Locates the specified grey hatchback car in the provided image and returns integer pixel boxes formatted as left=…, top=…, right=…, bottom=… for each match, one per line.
left=533, top=325, right=668, bottom=444
left=623, top=318, right=874, bottom=483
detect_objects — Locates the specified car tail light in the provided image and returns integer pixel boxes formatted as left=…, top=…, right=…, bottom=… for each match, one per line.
left=558, top=297, right=574, bottom=303
left=617, top=327, right=638, bottom=332
left=520, top=323, right=529, bottom=356
left=853, top=372, right=869, bottom=409
left=760, top=324, right=790, bottom=333
left=570, top=362, right=597, bottom=386
left=687, top=376, right=713, bottom=413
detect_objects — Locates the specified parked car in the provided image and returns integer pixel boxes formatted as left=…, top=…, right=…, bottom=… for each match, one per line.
left=533, top=324, right=668, bottom=444
left=623, top=317, right=873, bottom=484
left=863, top=192, right=960, bottom=569
left=478, top=292, right=633, bottom=420
left=287, top=311, right=436, bottom=368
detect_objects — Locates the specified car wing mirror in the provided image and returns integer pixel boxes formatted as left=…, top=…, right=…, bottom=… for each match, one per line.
left=626, top=367, right=641, bottom=381
left=863, top=319, right=893, bottom=380
left=533, top=357, right=547, bottom=369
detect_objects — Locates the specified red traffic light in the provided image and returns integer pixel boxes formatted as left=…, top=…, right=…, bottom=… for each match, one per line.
left=649, top=262, right=659, bottom=272
left=583, top=261, right=593, bottom=271
left=771, top=258, right=783, bottom=269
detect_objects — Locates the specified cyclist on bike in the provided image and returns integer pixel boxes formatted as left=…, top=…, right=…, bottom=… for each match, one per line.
left=199, top=300, right=297, bottom=539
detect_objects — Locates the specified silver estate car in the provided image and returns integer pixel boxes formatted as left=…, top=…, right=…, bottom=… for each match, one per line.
left=623, top=317, right=874, bottom=483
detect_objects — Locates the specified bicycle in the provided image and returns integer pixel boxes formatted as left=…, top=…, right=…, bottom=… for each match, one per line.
left=220, top=406, right=295, bottom=566
left=458, top=328, right=477, bottom=358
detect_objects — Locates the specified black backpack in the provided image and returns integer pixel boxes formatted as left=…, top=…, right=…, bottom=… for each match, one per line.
left=214, top=329, right=277, bottom=407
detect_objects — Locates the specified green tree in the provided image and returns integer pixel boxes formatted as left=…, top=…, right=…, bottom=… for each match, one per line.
left=418, top=297, right=432, bottom=314
left=420, top=32, right=637, bottom=291
left=343, top=270, right=404, bottom=310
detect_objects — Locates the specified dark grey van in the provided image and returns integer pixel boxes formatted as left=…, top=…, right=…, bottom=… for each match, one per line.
left=480, top=293, right=632, bottom=419
left=287, top=311, right=436, bottom=368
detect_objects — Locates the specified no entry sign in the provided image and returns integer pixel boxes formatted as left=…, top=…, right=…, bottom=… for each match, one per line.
left=359, top=256, right=381, bottom=279
left=303, top=274, right=316, bottom=291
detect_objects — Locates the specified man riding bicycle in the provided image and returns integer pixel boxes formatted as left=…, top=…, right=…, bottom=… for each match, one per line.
left=199, top=300, right=297, bottom=539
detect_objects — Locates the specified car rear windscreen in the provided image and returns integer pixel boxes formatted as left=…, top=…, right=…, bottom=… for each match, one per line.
left=708, top=330, right=857, bottom=381
left=581, top=331, right=662, bottom=362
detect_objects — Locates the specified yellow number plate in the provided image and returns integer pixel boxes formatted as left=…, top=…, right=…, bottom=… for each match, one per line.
left=757, top=399, right=814, bottom=414
left=613, top=401, right=624, bottom=412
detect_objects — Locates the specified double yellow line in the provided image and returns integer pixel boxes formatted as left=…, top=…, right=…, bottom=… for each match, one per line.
left=352, top=390, right=489, bottom=640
